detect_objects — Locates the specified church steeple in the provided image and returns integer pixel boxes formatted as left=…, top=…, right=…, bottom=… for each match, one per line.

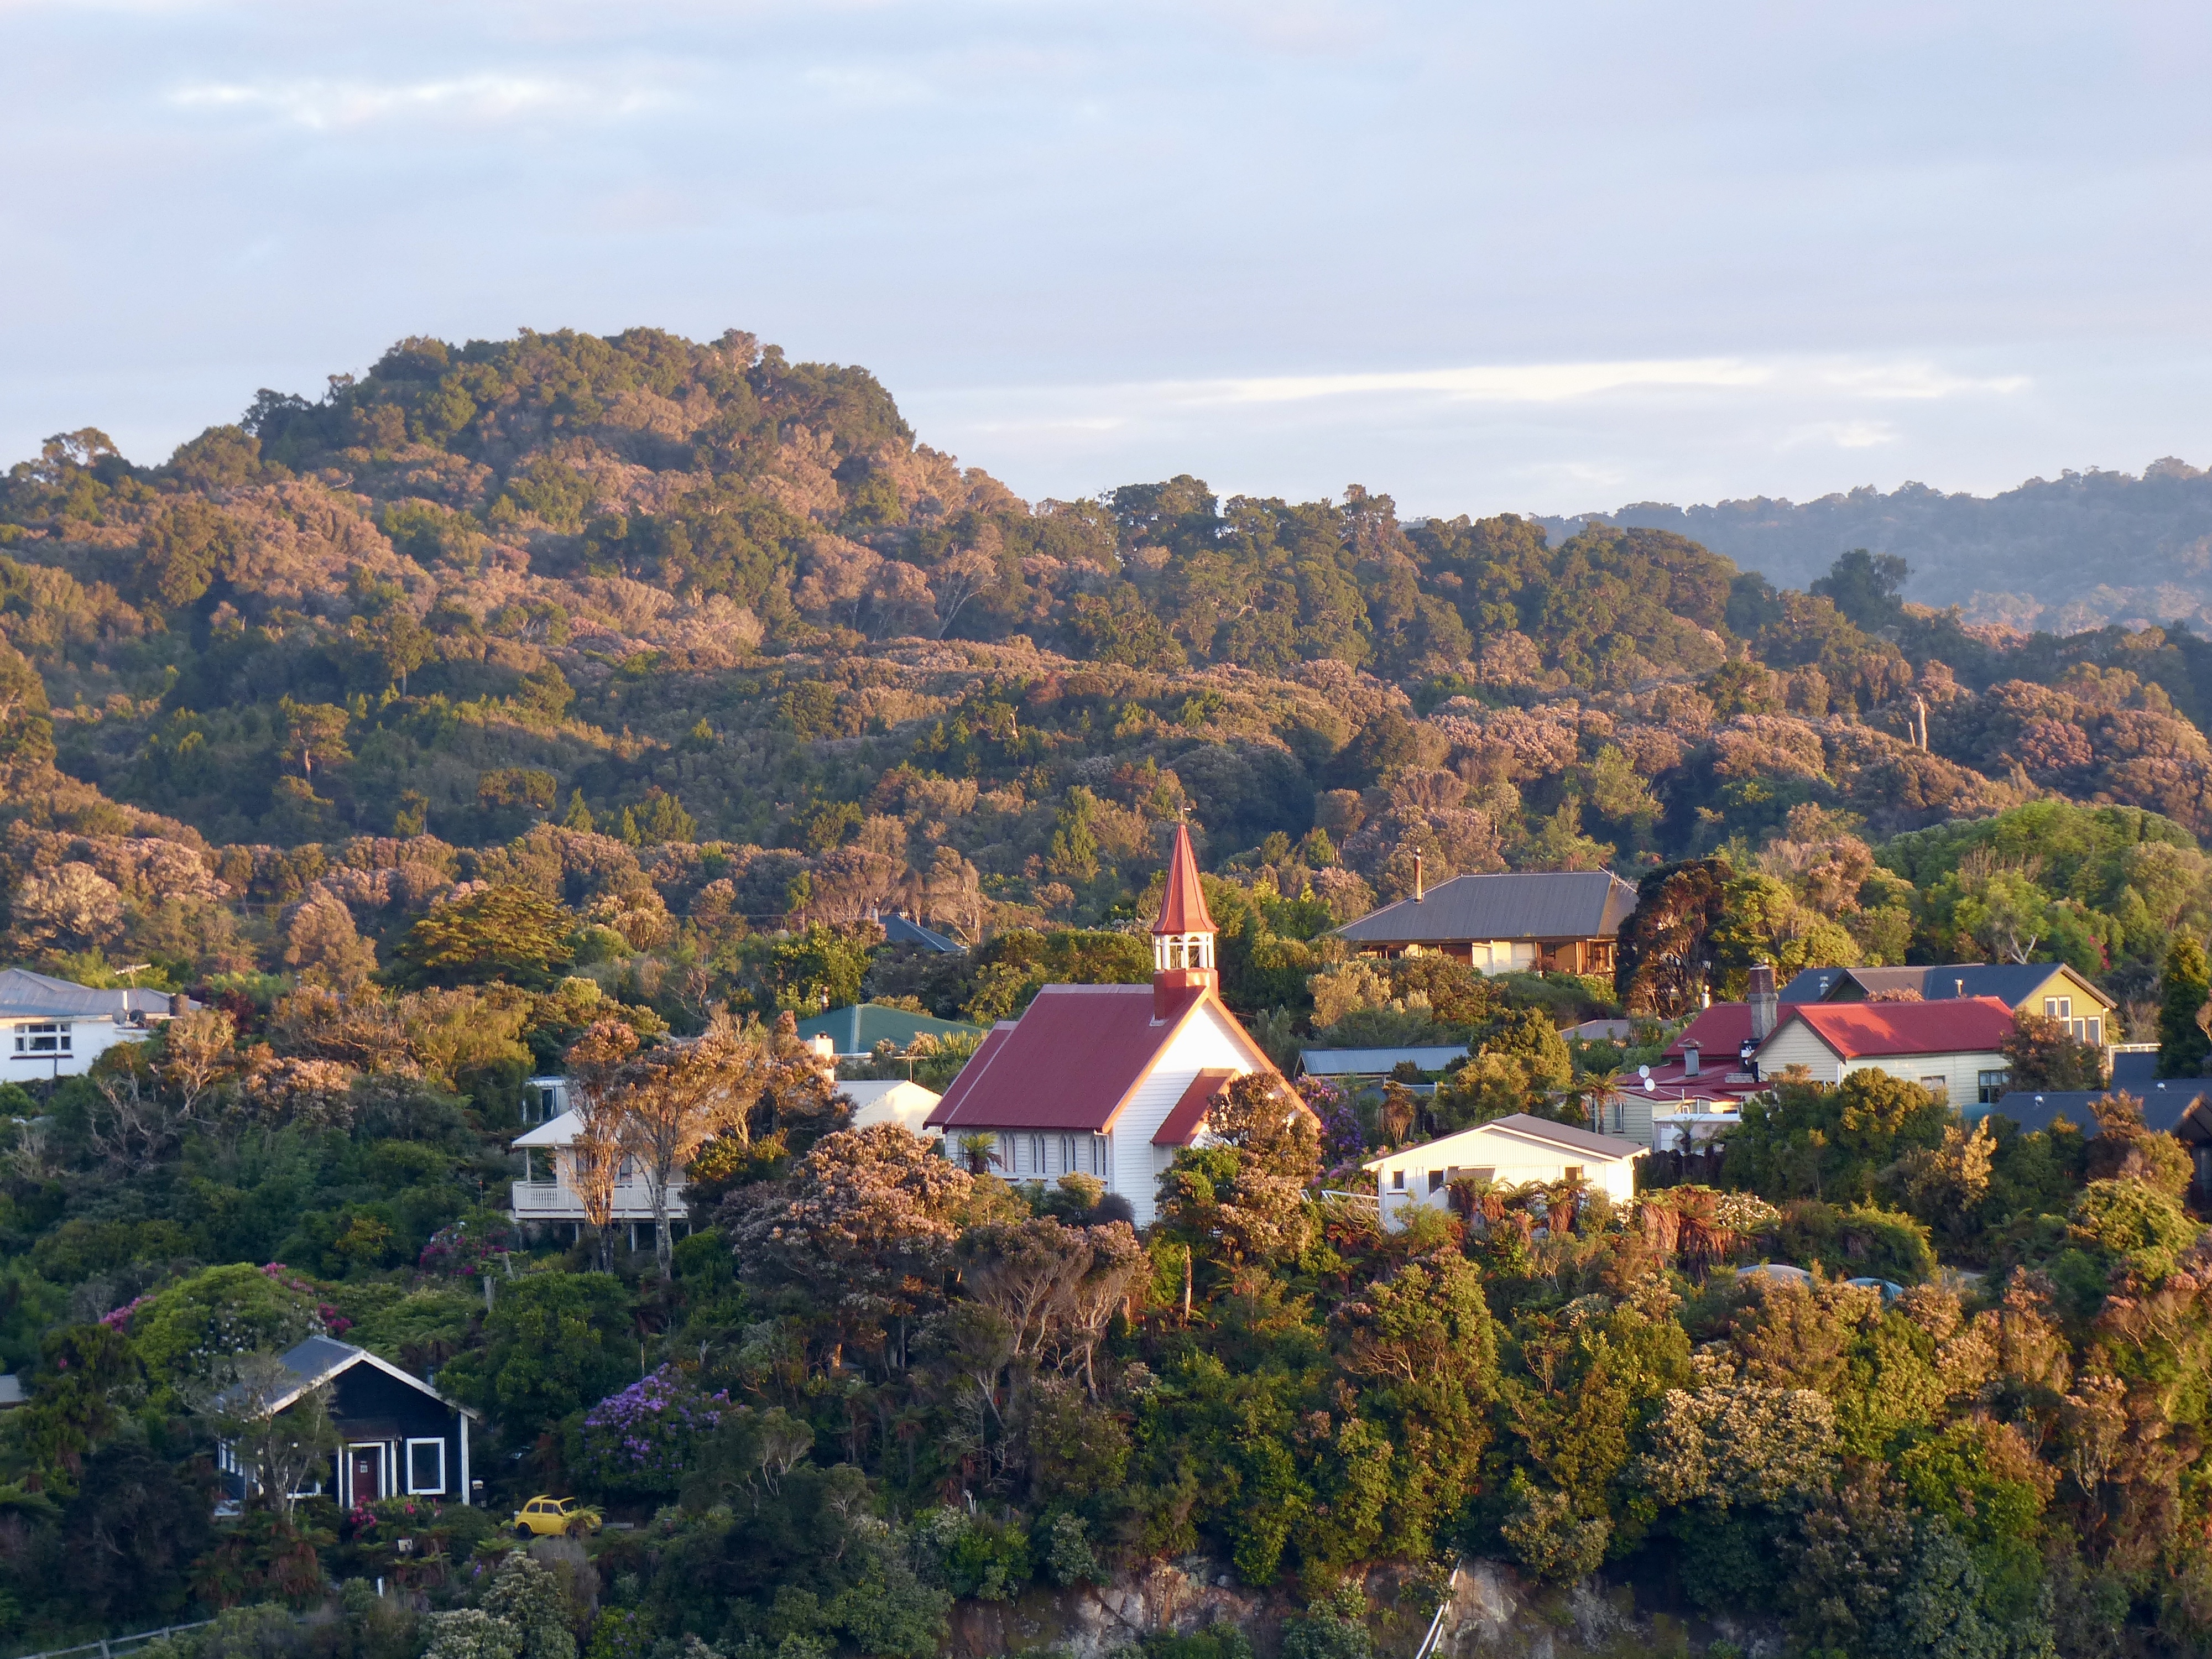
left=1151, top=820, right=1217, bottom=1018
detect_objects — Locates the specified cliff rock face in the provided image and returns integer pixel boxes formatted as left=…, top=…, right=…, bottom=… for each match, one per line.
left=941, top=1556, right=1784, bottom=1659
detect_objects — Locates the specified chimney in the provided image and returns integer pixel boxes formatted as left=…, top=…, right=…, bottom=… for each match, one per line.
left=1682, top=1041, right=1700, bottom=1078
left=1413, top=853, right=1424, bottom=902
left=168, top=992, right=189, bottom=1019
left=1748, top=963, right=1777, bottom=1044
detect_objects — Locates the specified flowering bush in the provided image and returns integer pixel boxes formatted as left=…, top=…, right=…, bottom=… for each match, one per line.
left=420, top=1219, right=518, bottom=1280
left=1297, top=1076, right=1365, bottom=1165
left=576, top=1364, right=729, bottom=1493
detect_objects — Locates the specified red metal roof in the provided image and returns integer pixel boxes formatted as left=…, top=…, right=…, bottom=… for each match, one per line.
left=1152, top=821, right=1216, bottom=936
left=1768, top=996, right=2016, bottom=1060
left=1154, top=1069, right=1235, bottom=1146
left=1663, top=1002, right=1756, bottom=1061
left=925, top=983, right=1250, bottom=1133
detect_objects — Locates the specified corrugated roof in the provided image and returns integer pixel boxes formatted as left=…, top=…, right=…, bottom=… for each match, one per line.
left=1983, top=1083, right=2211, bottom=1136
left=1300, top=1045, right=1470, bottom=1077
left=0, top=968, right=188, bottom=1021
left=795, top=1002, right=985, bottom=1055
left=1769, top=997, right=2016, bottom=1060
left=1335, top=872, right=1638, bottom=946
left=1664, top=1003, right=1756, bottom=1061
left=1777, top=963, right=2107, bottom=1009
left=1363, top=1111, right=1645, bottom=1169
left=1154, top=1070, right=1235, bottom=1146
left=1153, top=822, right=1216, bottom=936
left=881, top=914, right=964, bottom=953
left=925, top=983, right=1270, bottom=1133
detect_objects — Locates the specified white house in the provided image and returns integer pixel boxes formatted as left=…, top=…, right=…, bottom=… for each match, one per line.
left=924, top=822, right=1295, bottom=1226
left=511, top=1108, right=671, bottom=1237
left=0, top=969, right=192, bottom=1080
left=838, top=1078, right=943, bottom=1138
left=1364, top=1113, right=1645, bottom=1230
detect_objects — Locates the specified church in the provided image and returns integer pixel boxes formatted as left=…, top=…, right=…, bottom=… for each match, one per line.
left=924, top=823, right=1284, bottom=1225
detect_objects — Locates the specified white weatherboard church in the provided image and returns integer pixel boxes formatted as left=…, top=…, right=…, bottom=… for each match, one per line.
left=925, top=822, right=1284, bottom=1225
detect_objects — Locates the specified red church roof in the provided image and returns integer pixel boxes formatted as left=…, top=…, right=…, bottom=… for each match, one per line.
left=1152, top=821, right=1216, bottom=936
left=925, top=983, right=1271, bottom=1134
left=1772, top=996, right=2016, bottom=1059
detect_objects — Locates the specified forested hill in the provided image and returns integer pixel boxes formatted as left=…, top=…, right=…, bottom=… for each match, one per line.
left=3, top=327, right=2212, bottom=1023
left=1540, top=459, right=2212, bottom=634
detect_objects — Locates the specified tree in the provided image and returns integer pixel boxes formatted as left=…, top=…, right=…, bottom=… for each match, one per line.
left=437, top=1271, right=635, bottom=1444
left=2001, top=1009, right=2105, bottom=1091
left=2157, top=930, right=2211, bottom=1077
left=724, top=1123, right=975, bottom=1369
left=392, top=884, right=575, bottom=990
left=198, top=1352, right=340, bottom=1518
left=277, top=696, right=351, bottom=778
left=620, top=1012, right=769, bottom=1271
left=1158, top=1072, right=1321, bottom=1265
left=564, top=1019, right=643, bottom=1270
left=283, top=891, right=379, bottom=990
left=1810, top=548, right=1911, bottom=632
left=158, top=1006, right=239, bottom=1118
left=1615, top=858, right=1730, bottom=1017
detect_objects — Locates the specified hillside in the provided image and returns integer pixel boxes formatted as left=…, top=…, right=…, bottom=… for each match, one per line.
left=4, top=328, right=2212, bottom=1659
left=1538, top=460, right=2212, bottom=633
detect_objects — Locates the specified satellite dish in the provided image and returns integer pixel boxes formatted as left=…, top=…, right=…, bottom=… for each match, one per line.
left=1644, top=1076, right=1656, bottom=1093
left=1638, top=1065, right=1651, bottom=1079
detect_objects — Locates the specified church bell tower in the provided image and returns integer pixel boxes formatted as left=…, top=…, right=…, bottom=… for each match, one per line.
left=1151, top=820, right=1218, bottom=1019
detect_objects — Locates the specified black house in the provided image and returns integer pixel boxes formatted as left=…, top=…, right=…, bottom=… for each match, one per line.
left=220, top=1335, right=479, bottom=1509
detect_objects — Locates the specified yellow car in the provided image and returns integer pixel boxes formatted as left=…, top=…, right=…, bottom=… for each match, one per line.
left=511, top=1495, right=602, bottom=1538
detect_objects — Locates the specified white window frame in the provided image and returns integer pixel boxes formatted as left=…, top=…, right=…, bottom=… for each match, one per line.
left=405, top=1436, right=447, bottom=1495
left=345, top=1441, right=388, bottom=1506
left=13, top=1022, right=71, bottom=1056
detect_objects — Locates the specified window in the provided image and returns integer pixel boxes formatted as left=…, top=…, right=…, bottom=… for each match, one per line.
left=1060, top=1135, right=1078, bottom=1175
left=2084, top=1017, right=2103, bottom=1047
left=1978, top=1070, right=2009, bottom=1105
left=406, top=1437, right=446, bottom=1495
left=1919, top=1076, right=1950, bottom=1102
left=1030, top=1135, right=1045, bottom=1176
left=1427, top=1170, right=1444, bottom=1193
left=1391, top=1170, right=1406, bottom=1191
left=12, top=1022, right=70, bottom=1056
left=1611, top=1102, right=1625, bottom=1133
left=1091, top=1135, right=1109, bottom=1176
left=1564, top=1165, right=1584, bottom=1182
left=2044, top=996, right=2072, bottom=1022
left=527, top=1149, right=556, bottom=1185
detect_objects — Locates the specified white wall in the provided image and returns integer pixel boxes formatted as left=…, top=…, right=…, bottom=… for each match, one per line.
left=1757, top=1023, right=2007, bottom=1106
left=1368, top=1124, right=1639, bottom=1229
left=1105, top=1004, right=1258, bottom=1227
left=2, top=1017, right=153, bottom=1081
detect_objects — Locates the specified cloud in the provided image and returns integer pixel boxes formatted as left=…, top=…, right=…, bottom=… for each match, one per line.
left=1783, top=419, right=1901, bottom=450
left=1177, top=357, right=1771, bottom=406
left=166, top=72, right=667, bottom=130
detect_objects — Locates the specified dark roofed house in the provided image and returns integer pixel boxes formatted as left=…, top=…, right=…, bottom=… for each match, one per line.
left=1778, top=962, right=2114, bottom=1047
left=1981, top=1082, right=2212, bottom=1209
left=0, top=968, right=196, bottom=1080
left=1335, top=870, right=1640, bottom=977
left=217, top=1335, right=477, bottom=1510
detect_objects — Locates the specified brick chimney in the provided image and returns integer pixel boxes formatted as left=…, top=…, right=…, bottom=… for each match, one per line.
left=1749, top=963, right=1778, bottom=1043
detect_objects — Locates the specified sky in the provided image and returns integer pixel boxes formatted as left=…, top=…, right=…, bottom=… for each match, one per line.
left=4, top=0, right=2210, bottom=519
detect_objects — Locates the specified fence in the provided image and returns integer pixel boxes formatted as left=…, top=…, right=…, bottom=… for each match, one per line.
left=1411, top=1560, right=1462, bottom=1659
left=9, top=1621, right=215, bottom=1659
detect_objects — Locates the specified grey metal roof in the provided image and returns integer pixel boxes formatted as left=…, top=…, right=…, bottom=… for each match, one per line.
left=881, top=914, right=963, bottom=953
left=1477, top=1112, right=1647, bottom=1160
left=2109, top=1049, right=2159, bottom=1088
left=219, top=1334, right=478, bottom=1418
left=1335, top=872, right=1639, bottom=946
left=1777, top=963, right=2103, bottom=1008
left=1300, top=1045, right=1470, bottom=1077
left=0, top=968, right=187, bottom=1021
left=1980, top=1083, right=2210, bottom=1136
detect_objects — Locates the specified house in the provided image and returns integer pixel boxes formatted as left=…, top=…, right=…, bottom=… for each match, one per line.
left=0, top=969, right=195, bottom=1080
left=1298, top=1045, right=1470, bottom=1082
left=924, top=822, right=1291, bottom=1225
left=1334, top=870, right=1640, bottom=976
left=837, top=1078, right=943, bottom=1137
left=511, top=1109, right=675, bottom=1240
left=1778, top=962, right=2115, bottom=1047
left=796, top=1002, right=984, bottom=1060
left=1755, top=995, right=2018, bottom=1107
left=879, top=914, right=964, bottom=954
left=217, top=1335, right=477, bottom=1509
left=1980, top=1082, right=2212, bottom=1208
left=1364, top=1114, right=1644, bottom=1230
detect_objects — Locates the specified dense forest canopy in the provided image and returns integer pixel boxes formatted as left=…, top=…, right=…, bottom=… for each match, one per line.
left=5, top=328, right=2212, bottom=1659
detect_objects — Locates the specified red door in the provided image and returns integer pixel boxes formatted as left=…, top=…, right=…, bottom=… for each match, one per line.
left=351, top=1448, right=383, bottom=1502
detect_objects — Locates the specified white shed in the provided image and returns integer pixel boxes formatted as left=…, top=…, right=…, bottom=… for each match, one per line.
left=837, top=1078, right=943, bottom=1138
